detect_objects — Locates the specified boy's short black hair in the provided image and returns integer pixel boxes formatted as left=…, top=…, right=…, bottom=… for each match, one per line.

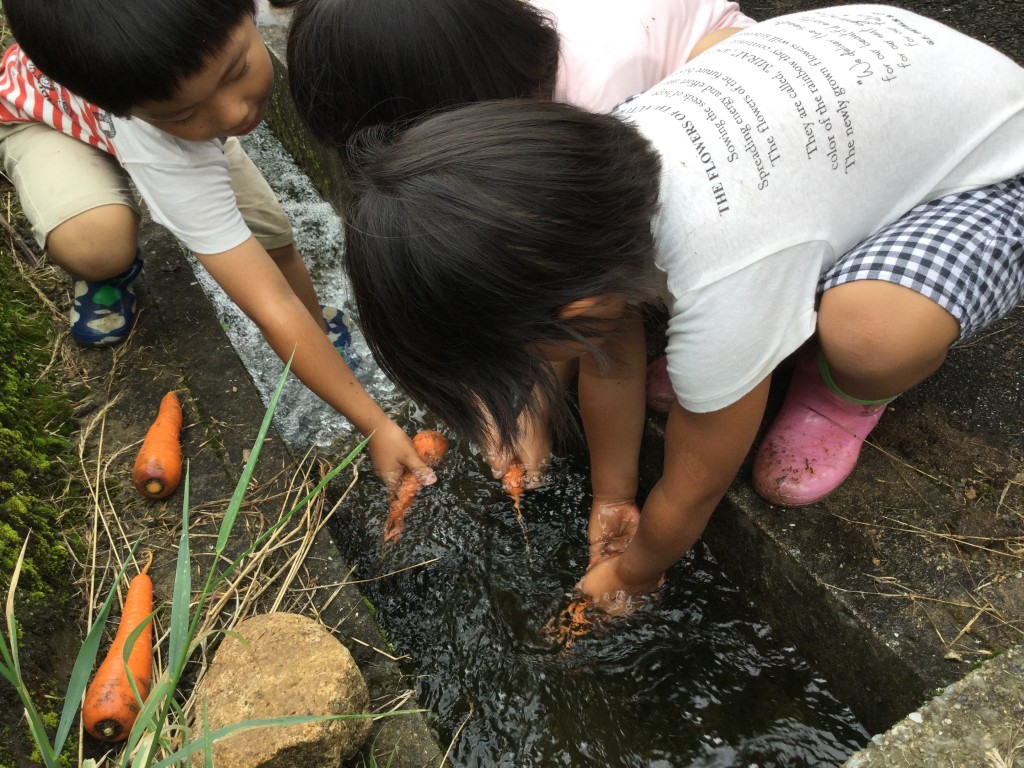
left=3, top=0, right=257, bottom=115
left=343, top=100, right=662, bottom=450
left=283, top=0, right=560, bottom=149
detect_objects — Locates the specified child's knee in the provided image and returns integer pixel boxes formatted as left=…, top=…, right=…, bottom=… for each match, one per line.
left=818, top=280, right=958, bottom=378
left=46, top=204, right=139, bottom=280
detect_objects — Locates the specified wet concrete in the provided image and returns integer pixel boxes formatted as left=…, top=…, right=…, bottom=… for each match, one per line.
left=252, top=0, right=1024, bottom=764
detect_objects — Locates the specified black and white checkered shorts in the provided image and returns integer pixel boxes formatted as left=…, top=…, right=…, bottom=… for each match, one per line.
left=820, top=174, right=1024, bottom=342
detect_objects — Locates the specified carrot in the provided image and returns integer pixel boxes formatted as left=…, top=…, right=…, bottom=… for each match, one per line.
left=543, top=593, right=594, bottom=649
left=383, top=430, right=449, bottom=542
left=501, top=462, right=526, bottom=516
left=82, top=553, right=154, bottom=742
left=501, top=462, right=531, bottom=552
left=132, top=391, right=183, bottom=499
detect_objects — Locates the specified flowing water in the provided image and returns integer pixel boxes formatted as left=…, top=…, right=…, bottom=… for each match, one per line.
left=329, top=439, right=869, bottom=767
left=188, top=125, right=872, bottom=766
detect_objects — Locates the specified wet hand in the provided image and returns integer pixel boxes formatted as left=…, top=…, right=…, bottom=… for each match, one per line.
left=576, top=555, right=663, bottom=617
left=368, top=421, right=437, bottom=494
left=481, top=411, right=552, bottom=491
left=588, top=499, right=640, bottom=567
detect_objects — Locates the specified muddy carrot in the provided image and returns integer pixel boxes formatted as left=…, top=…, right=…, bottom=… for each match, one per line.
left=383, top=430, right=449, bottom=542
left=82, top=553, right=154, bottom=743
left=132, top=392, right=183, bottom=499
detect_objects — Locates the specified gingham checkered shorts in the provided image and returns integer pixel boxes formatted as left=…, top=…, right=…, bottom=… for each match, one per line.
left=820, top=174, right=1024, bottom=342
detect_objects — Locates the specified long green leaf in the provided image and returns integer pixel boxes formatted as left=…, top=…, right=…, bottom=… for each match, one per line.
left=150, top=710, right=421, bottom=768
left=168, top=466, right=193, bottom=673
left=4, top=534, right=30, bottom=679
left=120, top=677, right=176, bottom=766
left=3, top=534, right=58, bottom=767
left=214, top=357, right=292, bottom=559
left=0, top=657, right=20, bottom=686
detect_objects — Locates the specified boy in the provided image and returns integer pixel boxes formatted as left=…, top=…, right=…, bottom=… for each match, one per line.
left=0, top=0, right=434, bottom=488
left=338, top=5, right=1024, bottom=611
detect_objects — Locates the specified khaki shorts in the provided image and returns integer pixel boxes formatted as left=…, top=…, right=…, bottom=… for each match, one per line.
left=0, top=123, right=293, bottom=252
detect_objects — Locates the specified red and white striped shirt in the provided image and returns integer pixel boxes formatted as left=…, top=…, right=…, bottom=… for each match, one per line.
left=0, top=44, right=253, bottom=255
left=0, top=45, right=118, bottom=158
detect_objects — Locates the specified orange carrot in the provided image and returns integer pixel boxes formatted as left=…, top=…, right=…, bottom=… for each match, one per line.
left=383, top=430, right=449, bottom=542
left=501, top=462, right=526, bottom=516
left=132, top=392, right=183, bottom=499
left=501, top=461, right=532, bottom=552
left=82, top=553, right=154, bottom=742
left=543, top=593, right=594, bottom=648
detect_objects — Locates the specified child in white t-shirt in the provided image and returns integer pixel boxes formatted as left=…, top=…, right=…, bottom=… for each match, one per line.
left=279, top=0, right=754, bottom=517
left=337, top=5, right=1024, bottom=611
left=0, top=0, right=436, bottom=490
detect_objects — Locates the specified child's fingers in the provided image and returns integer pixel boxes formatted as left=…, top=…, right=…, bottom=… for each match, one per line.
left=412, top=466, right=437, bottom=486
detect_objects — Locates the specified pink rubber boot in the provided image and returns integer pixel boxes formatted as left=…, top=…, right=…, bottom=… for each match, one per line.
left=646, top=356, right=673, bottom=413
left=752, top=346, right=889, bottom=506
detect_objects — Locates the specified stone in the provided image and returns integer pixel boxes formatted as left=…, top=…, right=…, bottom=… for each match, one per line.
left=192, top=612, right=372, bottom=767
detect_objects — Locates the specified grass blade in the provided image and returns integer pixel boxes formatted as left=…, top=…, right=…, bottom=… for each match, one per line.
left=4, top=534, right=30, bottom=678
left=150, top=711, right=420, bottom=768
left=214, top=358, right=291, bottom=559
left=168, top=467, right=193, bottom=672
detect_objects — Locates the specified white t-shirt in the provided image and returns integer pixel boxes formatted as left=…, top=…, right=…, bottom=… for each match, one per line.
left=531, top=0, right=756, bottom=113
left=614, top=5, right=1024, bottom=413
left=0, top=45, right=251, bottom=255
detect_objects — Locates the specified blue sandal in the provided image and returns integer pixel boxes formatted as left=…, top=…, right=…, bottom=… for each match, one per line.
left=70, top=255, right=143, bottom=347
left=321, top=304, right=364, bottom=372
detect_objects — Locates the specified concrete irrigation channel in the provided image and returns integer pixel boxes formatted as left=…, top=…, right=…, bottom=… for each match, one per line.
left=64, top=1, right=1024, bottom=765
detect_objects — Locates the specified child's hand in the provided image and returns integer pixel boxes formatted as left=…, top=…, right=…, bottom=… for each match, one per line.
left=368, top=421, right=437, bottom=492
left=576, top=555, right=663, bottom=616
left=588, top=499, right=640, bottom=567
left=481, top=409, right=552, bottom=491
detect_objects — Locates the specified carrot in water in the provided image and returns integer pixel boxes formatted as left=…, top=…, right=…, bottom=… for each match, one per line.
left=383, top=430, right=449, bottom=542
left=132, top=391, right=183, bottom=499
left=501, top=462, right=531, bottom=552
left=82, top=553, right=154, bottom=742
left=501, top=462, right=526, bottom=516
left=543, top=593, right=594, bottom=649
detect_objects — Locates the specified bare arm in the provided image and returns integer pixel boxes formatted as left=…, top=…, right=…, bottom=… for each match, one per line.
left=578, top=375, right=771, bottom=608
left=577, top=309, right=647, bottom=562
left=195, top=237, right=432, bottom=488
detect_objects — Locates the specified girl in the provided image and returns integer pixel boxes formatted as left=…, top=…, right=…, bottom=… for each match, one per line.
left=278, top=0, right=754, bottom=522
left=338, top=5, right=1024, bottom=611
left=281, top=0, right=754, bottom=146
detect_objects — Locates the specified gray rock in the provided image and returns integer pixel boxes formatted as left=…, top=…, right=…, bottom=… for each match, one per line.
left=192, top=612, right=373, bottom=767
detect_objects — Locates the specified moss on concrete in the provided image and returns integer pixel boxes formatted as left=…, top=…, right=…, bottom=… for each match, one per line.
left=0, top=251, right=82, bottom=768
left=0, top=260, right=80, bottom=624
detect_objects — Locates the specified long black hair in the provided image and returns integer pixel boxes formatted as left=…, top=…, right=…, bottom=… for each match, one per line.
left=283, top=0, right=560, bottom=149
left=343, top=100, right=663, bottom=450
left=4, top=0, right=256, bottom=115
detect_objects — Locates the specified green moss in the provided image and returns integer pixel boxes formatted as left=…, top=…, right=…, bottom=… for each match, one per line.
left=0, top=265, right=81, bottom=628
left=0, top=251, right=82, bottom=767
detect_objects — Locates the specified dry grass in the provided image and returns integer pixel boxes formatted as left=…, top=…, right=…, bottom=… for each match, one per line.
left=0, top=186, right=433, bottom=764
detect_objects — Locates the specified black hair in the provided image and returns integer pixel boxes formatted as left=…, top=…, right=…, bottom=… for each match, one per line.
left=343, top=100, right=662, bottom=450
left=282, top=0, right=560, bottom=149
left=3, top=0, right=257, bottom=115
